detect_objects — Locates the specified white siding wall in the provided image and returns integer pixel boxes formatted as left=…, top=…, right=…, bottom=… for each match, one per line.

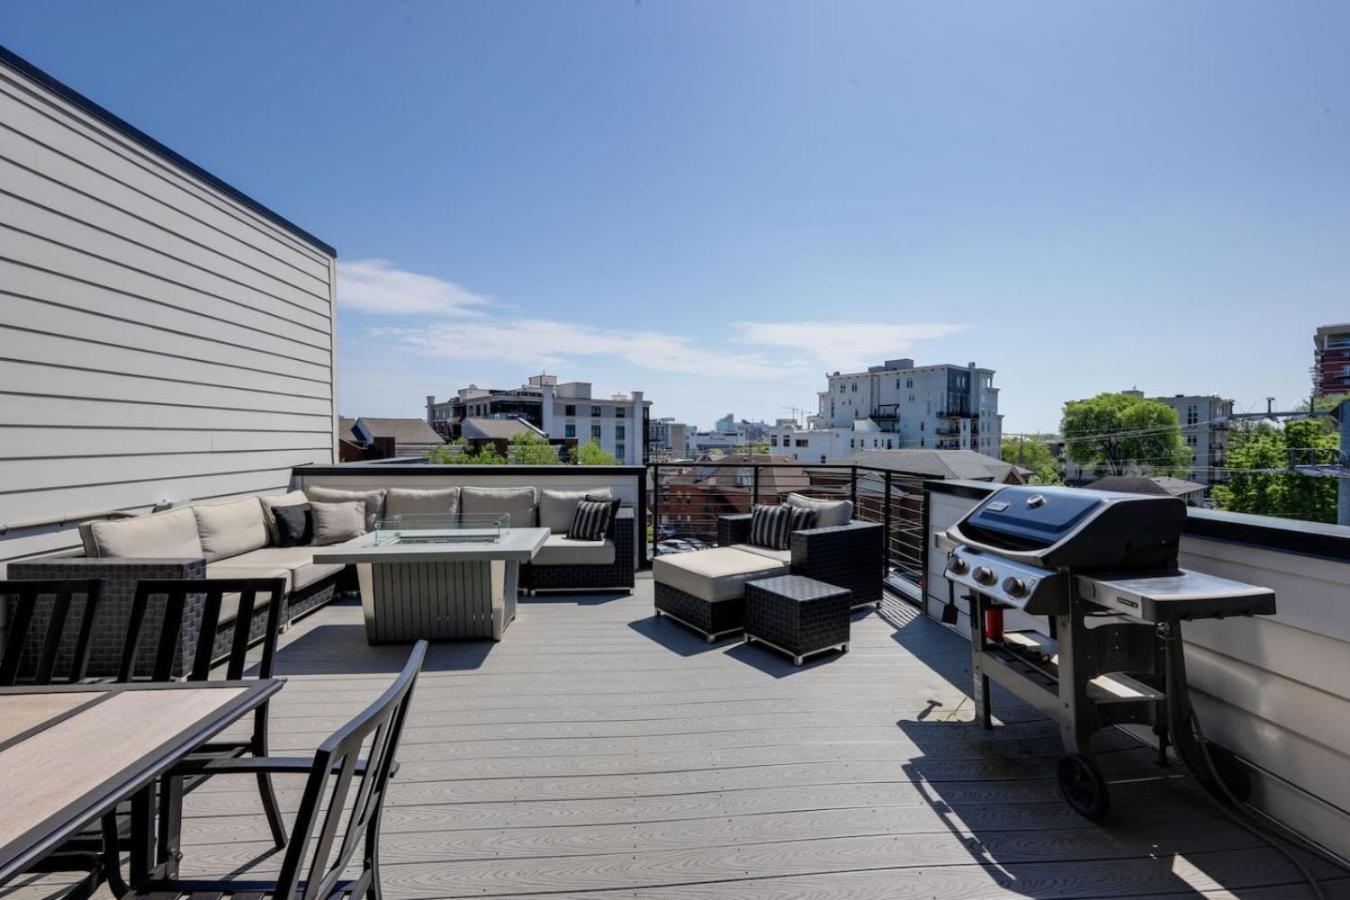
left=917, top=483, right=1350, bottom=859
left=0, top=53, right=336, bottom=565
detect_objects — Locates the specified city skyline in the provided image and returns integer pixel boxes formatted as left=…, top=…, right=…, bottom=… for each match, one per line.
left=4, top=2, right=1345, bottom=432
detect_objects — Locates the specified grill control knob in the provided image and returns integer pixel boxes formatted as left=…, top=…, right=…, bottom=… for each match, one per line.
left=947, top=557, right=968, bottom=575
left=1002, top=576, right=1027, bottom=597
left=973, top=566, right=996, bottom=586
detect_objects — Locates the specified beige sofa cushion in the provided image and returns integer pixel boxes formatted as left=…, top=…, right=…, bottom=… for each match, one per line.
left=205, top=561, right=292, bottom=596
left=193, top=497, right=269, bottom=562
left=731, top=543, right=793, bottom=564
left=305, top=486, right=386, bottom=531
left=532, top=533, right=616, bottom=567
left=312, top=501, right=366, bottom=545
left=461, top=486, right=537, bottom=528
left=784, top=493, right=853, bottom=528
left=653, top=547, right=788, bottom=603
left=385, top=487, right=460, bottom=520
left=260, top=490, right=308, bottom=544
left=538, top=488, right=613, bottom=533
left=87, top=508, right=204, bottom=559
left=223, top=547, right=344, bottom=592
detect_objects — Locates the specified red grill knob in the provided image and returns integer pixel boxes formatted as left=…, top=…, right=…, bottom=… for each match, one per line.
left=1002, top=576, right=1027, bottom=597
left=973, top=566, right=996, bottom=586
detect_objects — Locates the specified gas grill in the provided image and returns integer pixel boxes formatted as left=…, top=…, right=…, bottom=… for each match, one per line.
left=937, top=485, right=1276, bottom=819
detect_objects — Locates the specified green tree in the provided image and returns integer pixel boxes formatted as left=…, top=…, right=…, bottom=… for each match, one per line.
left=1214, top=419, right=1339, bottom=522
left=507, top=432, right=563, bottom=464
left=427, top=438, right=507, bottom=465
left=1001, top=438, right=1062, bottom=484
left=1061, top=393, right=1190, bottom=476
left=570, top=441, right=618, bottom=465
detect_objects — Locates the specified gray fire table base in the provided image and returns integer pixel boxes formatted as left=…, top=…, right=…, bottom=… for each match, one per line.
left=358, top=559, right=517, bottom=643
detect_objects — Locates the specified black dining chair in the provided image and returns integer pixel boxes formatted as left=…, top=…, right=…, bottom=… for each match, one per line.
left=127, top=641, right=427, bottom=900
left=0, top=579, right=105, bottom=899
left=118, top=577, right=289, bottom=850
left=0, top=578, right=103, bottom=686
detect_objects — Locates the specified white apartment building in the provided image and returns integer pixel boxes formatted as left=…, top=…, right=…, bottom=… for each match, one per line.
left=1146, top=392, right=1234, bottom=487
left=427, top=374, right=650, bottom=465
left=648, top=417, right=690, bottom=460
left=770, top=358, right=1002, bottom=462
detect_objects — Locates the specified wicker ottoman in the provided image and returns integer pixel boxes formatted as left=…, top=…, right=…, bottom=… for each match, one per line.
left=744, top=574, right=851, bottom=666
left=653, top=547, right=789, bottom=642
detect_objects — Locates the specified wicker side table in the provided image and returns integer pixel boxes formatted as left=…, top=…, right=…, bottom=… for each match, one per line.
left=744, top=574, right=851, bottom=666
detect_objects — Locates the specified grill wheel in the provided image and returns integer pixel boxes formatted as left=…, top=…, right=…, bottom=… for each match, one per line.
left=1057, top=753, right=1110, bottom=820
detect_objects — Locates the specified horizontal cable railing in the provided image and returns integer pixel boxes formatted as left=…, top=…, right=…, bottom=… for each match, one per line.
left=647, top=462, right=929, bottom=600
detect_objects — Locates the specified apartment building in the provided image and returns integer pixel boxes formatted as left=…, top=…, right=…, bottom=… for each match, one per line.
left=768, top=358, right=1002, bottom=462
left=1151, top=393, right=1234, bottom=486
left=648, top=417, right=690, bottom=460
left=1314, top=323, right=1350, bottom=397
left=426, top=374, right=650, bottom=464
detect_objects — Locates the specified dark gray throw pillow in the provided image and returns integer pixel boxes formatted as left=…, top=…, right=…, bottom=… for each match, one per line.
left=585, top=493, right=622, bottom=538
left=273, top=503, right=313, bottom=547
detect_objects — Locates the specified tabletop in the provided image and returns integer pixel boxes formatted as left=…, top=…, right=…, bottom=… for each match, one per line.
left=313, top=526, right=551, bottom=564
left=0, top=679, right=282, bottom=884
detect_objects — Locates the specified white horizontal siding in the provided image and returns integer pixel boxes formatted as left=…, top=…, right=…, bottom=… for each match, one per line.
left=0, top=54, right=335, bottom=563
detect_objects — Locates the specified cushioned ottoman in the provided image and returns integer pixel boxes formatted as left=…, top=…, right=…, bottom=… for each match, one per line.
left=652, top=547, right=789, bottom=642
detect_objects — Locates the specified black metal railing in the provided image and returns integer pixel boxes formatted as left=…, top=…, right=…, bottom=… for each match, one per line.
left=647, top=462, right=927, bottom=591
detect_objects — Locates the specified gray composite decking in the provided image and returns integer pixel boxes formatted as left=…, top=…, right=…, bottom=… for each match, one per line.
left=5, top=575, right=1342, bottom=899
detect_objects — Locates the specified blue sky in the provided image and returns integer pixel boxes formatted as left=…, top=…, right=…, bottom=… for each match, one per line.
left=4, top=1, right=1347, bottom=432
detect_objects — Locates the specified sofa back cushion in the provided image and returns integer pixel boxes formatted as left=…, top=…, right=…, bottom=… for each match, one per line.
left=194, top=496, right=269, bottom=561
left=385, top=487, right=461, bottom=520
left=304, top=486, right=386, bottom=531
left=539, top=487, right=612, bottom=533
left=260, top=490, right=309, bottom=544
left=311, top=501, right=366, bottom=545
left=784, top=493, right=853, bottom=528
left=460, top=486, right=537, bottom=528
left=87, top=508, right=204, bottom=559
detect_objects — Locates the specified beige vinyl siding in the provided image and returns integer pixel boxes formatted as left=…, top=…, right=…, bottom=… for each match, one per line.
left=0, top=54, right=336, bottom=565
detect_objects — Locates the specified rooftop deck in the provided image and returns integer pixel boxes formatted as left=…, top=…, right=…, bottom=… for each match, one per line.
left=14, top=577, right=1340, bottom=900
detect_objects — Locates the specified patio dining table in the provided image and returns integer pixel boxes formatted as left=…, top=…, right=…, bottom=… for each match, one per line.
left=0, top=679, right=283, bottom=889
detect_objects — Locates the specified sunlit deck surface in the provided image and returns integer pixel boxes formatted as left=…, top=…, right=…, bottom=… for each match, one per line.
left=20, top=576, right=1341, bottom=900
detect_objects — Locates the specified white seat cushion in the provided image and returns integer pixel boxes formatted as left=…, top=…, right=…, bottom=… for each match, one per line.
left=193, top=496, right=269, bottom=561
left=532, top=533, right=616, bottom=567
left=205, top=562, right=292, bottom=595
left=88, top=508, right=204, bottom=559
left=214, top=547, right=345, bottom=593
left=730, top=543, right=793, bottom=564
left=653, top=547, right=789, bottom=603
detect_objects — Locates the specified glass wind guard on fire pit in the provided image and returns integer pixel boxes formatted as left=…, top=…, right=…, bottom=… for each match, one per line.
left=373, top=513, right=508, bottom=546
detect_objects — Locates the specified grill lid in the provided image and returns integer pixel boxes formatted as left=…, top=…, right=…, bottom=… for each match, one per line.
left=964, top=487, right=1104, bottom=548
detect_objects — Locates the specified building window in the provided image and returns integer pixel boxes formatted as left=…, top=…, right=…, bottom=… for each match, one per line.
left=616, top=425, right=625, bottom=439
left=906, top=378, right=913, bottom=388
left=920, top=421, right=925, bottom=431
left=770, top=436, right=778, bottom=446
left=615, top=443, right=625, bottom=458
left=564, top=424, right=576, bottom=438
left=591, top=424, right=602, bottom=440
left=591, top=405, right=602, bottom=417
left=616, top=407, right=625, bottom=418
left=851, top=383, right=857, bottom=392
left=1187, top=405, right=1199, bottom=426
left=839, top=385, right=846, bottom=394
left=564, top=404, right=575, bottom=417
left=795, top=439, right=808, bottom=447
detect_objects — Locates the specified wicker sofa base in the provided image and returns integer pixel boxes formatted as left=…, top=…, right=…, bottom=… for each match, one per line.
left=519, top=512, right=636, bottom=594
left=653, top=582, right=744, bottom=642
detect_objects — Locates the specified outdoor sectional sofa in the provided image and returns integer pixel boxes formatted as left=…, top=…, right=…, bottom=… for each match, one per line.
left=652, top=493, right=884, bottom=641
left=12, top=482, right=636, bottom=675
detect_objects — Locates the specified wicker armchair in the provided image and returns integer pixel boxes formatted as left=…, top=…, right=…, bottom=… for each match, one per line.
left=717, top=514, right=884, bottom=607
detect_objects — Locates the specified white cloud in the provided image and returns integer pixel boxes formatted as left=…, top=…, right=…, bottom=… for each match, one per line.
left=733, top=321, right=970, bottom=368
left=337, top=259, right=491, bottom=316
left=372, top=319, right=783, bottom=380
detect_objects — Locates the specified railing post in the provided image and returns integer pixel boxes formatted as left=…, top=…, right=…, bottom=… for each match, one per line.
left=850, top=466, right=858, bottom=510
left=752, top=464, right=760, bottom=509
left=883, top=470, right=893, bottom=583
left=647, top=464, right=657, bottom=566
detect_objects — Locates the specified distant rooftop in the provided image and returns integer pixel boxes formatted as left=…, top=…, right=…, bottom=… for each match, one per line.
left=845, top=448, right=1028, bottom=482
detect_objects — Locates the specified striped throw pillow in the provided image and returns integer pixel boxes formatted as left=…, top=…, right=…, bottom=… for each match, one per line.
left=749, top=504, right=791, bottom=550
left=788, top=506, right=818, bottom=537
left=568, top=500, right=613, bottom=541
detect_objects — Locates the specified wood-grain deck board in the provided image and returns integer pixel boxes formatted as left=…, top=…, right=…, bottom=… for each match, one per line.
left=11, top=576, right=1323, bottom=899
